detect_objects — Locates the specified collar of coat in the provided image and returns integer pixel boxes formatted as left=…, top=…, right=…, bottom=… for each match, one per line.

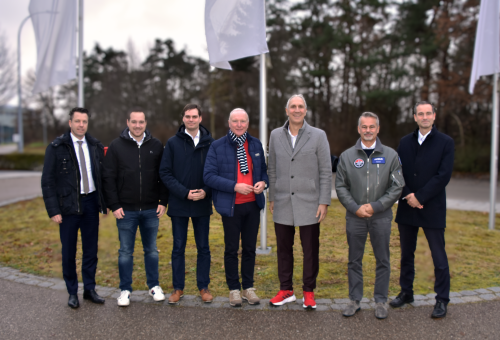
left=176, top=123, right=212, bottom=143
left=282, top=119, right=310, bottom=134
left=354, top=136, right=384, bottom=154
left=119, top=127, right=152, bottom=144
left=412, top=124, right=437, bottom=140
left=50, top=129, right=101, bottom=148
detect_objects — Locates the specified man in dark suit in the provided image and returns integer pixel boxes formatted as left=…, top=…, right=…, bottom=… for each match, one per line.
left=41, top=107, right=107, bottom=308
left=390, top=101, right=455, bottom=318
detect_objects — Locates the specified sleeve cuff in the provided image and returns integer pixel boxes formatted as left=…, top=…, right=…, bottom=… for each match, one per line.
left=347, top=201, right=361, bottom=215
left=370, top=201, right=384, bottom=213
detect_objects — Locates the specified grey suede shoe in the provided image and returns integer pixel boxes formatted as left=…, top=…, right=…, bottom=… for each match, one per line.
left=375, top=302, right=388, bottom=319
left=342, top=300, right=360, bottom=317
left=242, top=288, right=260, bottom=305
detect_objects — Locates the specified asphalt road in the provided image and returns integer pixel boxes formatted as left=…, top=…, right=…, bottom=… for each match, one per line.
left=1, top=278, right=499, bottom=340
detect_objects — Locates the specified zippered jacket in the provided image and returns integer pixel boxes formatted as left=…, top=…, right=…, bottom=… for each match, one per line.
left=335, top=137, right=405, bottom=220
left=203, top=130, right=269, bottom=217
left=102, top=128, right=169, bottom=212
left=159, top=124, right=214, bottom=217
left=41, top=130, right=107, bottom=218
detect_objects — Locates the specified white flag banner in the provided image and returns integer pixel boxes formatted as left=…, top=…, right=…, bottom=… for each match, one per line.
left=29, top=0, right=77, bottom=94
left=205, top=0, right=269, bottom=70
left=469, top=0, right=500, bottom=94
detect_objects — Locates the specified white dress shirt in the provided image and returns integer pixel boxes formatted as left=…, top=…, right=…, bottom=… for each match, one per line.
left=185, top=129, right=200, bottom=147
left=288, top=126, right=298, bottom=148
left=418, top=130, right=431, bottom=145
left=361, top=140, right=376, bottom=150
left=71, top=133, right=96, bottom=194
left=129, top=131, right=146, bottom=146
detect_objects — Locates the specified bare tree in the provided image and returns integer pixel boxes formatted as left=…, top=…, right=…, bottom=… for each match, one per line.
left=0, top=32, right=15, bottom=105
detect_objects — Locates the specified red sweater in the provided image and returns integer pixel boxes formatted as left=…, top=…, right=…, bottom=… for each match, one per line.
left=235, top=141, right=255, bottom=204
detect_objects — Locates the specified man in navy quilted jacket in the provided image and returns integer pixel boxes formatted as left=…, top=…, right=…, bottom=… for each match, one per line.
left=204, top=108, right=269, bottom=307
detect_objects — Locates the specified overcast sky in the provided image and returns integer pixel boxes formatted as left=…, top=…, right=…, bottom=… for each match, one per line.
left=0, top=0, right=208, bottom=87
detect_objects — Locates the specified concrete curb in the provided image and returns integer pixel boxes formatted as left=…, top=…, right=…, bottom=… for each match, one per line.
left=2, top=264, right=499, bottom=312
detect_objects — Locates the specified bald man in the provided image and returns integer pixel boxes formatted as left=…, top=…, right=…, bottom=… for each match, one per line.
left=204, top=108, right=269, bottom=307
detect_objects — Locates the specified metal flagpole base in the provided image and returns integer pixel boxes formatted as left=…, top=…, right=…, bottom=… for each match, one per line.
left=256, top=247, right=271, bottom=255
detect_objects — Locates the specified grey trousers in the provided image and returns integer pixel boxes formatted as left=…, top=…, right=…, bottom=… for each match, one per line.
left=346, top=216, right=392, bottom=303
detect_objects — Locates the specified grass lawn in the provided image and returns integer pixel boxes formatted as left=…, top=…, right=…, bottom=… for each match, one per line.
left=1, top=197, right=500, bottom=299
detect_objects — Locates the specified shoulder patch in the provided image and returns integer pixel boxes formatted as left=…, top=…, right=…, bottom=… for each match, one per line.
left=353, top=158, right=365, bottom=168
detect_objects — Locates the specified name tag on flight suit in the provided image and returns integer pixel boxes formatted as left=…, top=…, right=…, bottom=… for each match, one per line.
left=372, top=157, right=386, bottom=164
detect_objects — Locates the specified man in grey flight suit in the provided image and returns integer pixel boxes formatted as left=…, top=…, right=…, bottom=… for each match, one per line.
left=335, top=112, right=404, bottom=319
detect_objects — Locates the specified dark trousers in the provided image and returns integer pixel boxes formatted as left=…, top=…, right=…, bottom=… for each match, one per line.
left=59, top=192, right=100, bottom=295
left=221, top=201, right=260, bottom=291
left=274, top=222, right=320, bottom=292
left=170, top=216, right=211, bottom=291
left=398, top=224, right=450, bottom=303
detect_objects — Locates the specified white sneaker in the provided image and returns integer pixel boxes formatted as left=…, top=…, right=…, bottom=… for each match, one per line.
left=117, top=290, right=131, bottom=307
left=149, top=286, right=165, bottom=301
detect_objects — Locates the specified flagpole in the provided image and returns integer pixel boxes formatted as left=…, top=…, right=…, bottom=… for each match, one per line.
left=16, top=15, right=32, bottom=153
left=489, top=73, right=499, bottom=230
left=77, top=0, right=84, bottom=107
left=257, top=53, right=271, bottom=255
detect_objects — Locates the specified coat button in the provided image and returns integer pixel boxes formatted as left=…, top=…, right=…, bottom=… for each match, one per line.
left=291, top=158, right=294, bottom=161
left=291, top=176, right=294, bottom=179
left=414, top=173, right=417, bottom=176
left=292, top=192, right=294, bottom=195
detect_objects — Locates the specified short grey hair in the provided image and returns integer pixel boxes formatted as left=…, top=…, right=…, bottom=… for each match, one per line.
left=228, top=108, right=249, bottom=121
left=358, top=112, right=380, bottom=126
left=285, top=94, right=307, bottom=109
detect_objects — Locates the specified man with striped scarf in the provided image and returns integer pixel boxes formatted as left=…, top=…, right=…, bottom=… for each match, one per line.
left=204, top=108, right=269, bottom=307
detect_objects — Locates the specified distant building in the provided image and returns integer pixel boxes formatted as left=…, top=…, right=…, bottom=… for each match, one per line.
left=0, top=106, right=18, bottom=144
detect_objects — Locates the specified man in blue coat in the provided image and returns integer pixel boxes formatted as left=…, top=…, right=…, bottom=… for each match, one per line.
left=390, top=101, right=455, bottom=318
left=159, top=103, right=215, bottom=304
left=204, top=108, right=269, bottom=307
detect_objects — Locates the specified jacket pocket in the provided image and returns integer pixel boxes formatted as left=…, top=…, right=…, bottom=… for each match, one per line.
left=391, top=168, right=405, bottom=188
left=58, top=188, right=74, bottom=214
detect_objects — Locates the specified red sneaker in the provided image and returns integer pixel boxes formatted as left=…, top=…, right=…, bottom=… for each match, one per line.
left=270, top=290, right=296, bottom=306
left=303, top=291, right=316, bottom=309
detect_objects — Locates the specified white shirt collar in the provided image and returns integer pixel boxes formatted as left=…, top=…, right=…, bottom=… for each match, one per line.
left=361, top=141, right=376, bottom=150
left=418, top=130, right=431, bottom=145
left=70, top=132, right=86, bottom=144
left=128, top=131, right=146, bottom=145
left=185, top=129, right=200, bottom=140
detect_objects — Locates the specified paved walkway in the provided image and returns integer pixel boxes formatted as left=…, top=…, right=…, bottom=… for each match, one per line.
left=0, top=171, right=42, bottom=207
left=1, top=265, right=499, bottom=311
left=2, top=269, right=500, bottom=340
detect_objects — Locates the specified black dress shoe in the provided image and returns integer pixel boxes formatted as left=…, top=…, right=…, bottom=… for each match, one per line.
left=83, top=290, right=105, bottom=304
left=431, top=300, right=447, bottom=318
left=68, top=294, right=80, bottom=308
left=389, top=292, right=414, bottom=308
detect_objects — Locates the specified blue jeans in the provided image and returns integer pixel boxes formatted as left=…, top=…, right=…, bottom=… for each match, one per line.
left=170, top=216, right=211, bottom=291
left=116, top=209, right=159, bottom=292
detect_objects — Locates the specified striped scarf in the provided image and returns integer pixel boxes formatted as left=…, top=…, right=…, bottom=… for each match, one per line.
left=229, top=130, right=249, bottom=174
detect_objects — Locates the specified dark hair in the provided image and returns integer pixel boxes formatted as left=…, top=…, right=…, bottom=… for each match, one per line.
left=69, top=107, right=90, bottom=120
left=128, top=108, right=147, bottom=120
left=413, top=101, right=436, bottom=115
left=182, top=103, right=201, bottom=117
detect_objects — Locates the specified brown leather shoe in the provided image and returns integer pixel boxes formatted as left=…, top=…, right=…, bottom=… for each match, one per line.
left=168, top=290, right=184, bottom=304
left=200, top=289, right=213, bottom=303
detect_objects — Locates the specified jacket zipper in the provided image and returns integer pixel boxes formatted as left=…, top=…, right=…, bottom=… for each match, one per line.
left=377, top=164, right=380, bottom=185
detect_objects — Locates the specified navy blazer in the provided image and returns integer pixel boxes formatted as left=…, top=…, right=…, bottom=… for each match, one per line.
left=395, top=126, right=455, bottom=228
left=203, top=130, right=269, bottom=217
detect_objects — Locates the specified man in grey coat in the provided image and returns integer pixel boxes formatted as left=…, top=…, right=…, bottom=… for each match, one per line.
left=268, top=94, right=332, bottom=309
left=335, top=112, right=405, bottom=319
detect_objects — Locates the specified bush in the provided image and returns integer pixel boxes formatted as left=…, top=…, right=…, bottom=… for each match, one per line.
left=0, top=154, right=45, bottom=171
left=453, top=145, right=491, bottom=173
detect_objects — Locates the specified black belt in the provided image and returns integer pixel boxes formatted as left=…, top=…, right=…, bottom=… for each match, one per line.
left=81, top=191, right=96, bottom=197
